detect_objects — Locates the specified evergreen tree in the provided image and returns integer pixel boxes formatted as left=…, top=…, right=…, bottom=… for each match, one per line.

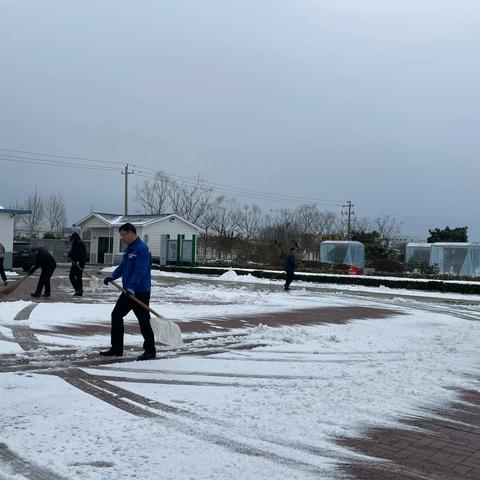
left=427, top=226, right=468, bottom=243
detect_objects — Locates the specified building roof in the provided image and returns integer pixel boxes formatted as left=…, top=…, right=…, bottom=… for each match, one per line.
left=320, top=240, right=364, bottom=245
left=74, top=212, right=201, bottom=231
left=0, top=206, right=31, bottom=214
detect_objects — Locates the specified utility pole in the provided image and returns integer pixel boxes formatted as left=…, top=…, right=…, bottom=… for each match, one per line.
left=342, top=200, right=355, bottom=240
left=121, top=164, right=134, bottom=216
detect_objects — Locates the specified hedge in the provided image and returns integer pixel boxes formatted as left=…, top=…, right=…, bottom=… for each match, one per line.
left=156, top=266, right=480, bottom=295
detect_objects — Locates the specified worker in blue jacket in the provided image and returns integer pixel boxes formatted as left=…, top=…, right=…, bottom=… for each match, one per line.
left=101, top=223, right=155, bottom=361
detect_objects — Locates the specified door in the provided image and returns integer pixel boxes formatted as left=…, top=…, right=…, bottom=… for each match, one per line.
left=97, top=237, right=113, bottom=264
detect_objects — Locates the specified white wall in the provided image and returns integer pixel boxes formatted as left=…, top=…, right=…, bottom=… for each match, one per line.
left=0, top=213, right=15, bottom=268
left=0, top=214, right=13, bottom=250
left=80, top=217, right=199, bottom=263
left=143, top=219, right=199, bottom=257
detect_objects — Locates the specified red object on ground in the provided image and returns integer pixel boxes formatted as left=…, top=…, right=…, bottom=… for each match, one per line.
left=347, top=265, right=361, bottom=275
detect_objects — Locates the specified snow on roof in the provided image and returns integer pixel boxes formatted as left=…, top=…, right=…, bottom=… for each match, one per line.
left=431, top=242, right=471, bottom=247
left=320, top=240, right=363, bottom=245
left=76, top=212, right=200, bottom=230
left=94, top=212, right=171, bottom=225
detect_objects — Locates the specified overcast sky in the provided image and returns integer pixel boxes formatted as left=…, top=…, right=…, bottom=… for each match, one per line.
left=1, top=0, right=479, bottom=240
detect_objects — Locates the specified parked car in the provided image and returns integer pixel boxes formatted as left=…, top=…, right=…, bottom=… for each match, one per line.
left=12, top=241, right=34, bottom=271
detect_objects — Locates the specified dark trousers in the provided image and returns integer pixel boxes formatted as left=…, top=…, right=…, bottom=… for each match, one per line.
left=69, top=264, right=84, bottom=293
left=0, top=258, right=6, bottom=282
left=35, top=266, right=56, bottom=295
left=285, top=271, right=295, bottom=289
left=110, top=292, right=155, bottom=354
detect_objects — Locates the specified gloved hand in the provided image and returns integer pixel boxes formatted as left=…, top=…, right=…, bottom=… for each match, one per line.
left=125, top=288, right=135, bottom=297
left=103, top=276, right=114, bottom=285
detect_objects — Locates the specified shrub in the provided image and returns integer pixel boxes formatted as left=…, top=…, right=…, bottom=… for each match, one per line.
left=368, top=259, right=405, bottom=273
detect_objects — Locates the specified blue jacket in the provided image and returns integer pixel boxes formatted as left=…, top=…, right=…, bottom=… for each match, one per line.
left=111, top=238, right=152, bottom=293
left=284, top=251, right=297, bottom=274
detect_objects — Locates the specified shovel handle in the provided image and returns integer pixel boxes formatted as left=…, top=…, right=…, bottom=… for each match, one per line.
left=110, top=280, right=162, bottom=319
left=69, top=258, right=162, bottom=319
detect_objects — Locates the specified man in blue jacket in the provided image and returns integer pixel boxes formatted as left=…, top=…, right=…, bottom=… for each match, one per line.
left=100, top=223, right=155, bottom=361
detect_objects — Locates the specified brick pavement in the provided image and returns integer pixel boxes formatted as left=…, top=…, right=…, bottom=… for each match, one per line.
left=2, top=267, right=480, bottom=479
left=337, top=387, right=480, bottom=479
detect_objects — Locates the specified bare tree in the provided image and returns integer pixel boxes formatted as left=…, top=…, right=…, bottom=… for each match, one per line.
left=168, top=175, right=212, bottom=224
left=315, top=211, right=341, bottom=238
left=45, top=193, right=67, bottom=237
left=373, top=215, right=403, bottom=250
left=352, top=216, right=371, bottom=235
left=135, top=172, right=171, bottom=214
left=210, top=196, right=239, bottom=237
left=237, top=204, right=262, bottom=239
left=7, top=200, right=25, bottom=234
left=22, top=189, right=45, bottom=238
left=295, top=204, right=320, bottom=235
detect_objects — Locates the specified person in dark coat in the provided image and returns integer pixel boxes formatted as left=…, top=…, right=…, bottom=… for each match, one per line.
left=0, top=242, right=7, bottom=286
left=283, top=246, right=298, bottom=291
left=68, top=232, right=87, bottom=296
left=28, top=247, right=57, bottom=298
left=101, top=223, right=155, bottom=361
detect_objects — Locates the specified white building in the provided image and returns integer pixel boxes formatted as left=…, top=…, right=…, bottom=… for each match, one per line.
left=0, top=205, right=31, bottom=269
left=74, top=212, right=201, bottom=265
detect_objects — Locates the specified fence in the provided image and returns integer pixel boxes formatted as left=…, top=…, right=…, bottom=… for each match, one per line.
left=29, top=239, right=91, bottom=264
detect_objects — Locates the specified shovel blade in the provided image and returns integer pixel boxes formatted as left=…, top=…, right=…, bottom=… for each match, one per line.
left=89, top=275, right=99, bottom=293
left=149, top=316, right=183, bottom=347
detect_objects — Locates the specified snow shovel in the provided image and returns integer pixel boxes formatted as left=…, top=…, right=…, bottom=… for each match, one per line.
left=68, top=258, right=99, bottom=292
left=0, top=274, right=30, bottom=297
left=108, top=279, right=184, bottom=347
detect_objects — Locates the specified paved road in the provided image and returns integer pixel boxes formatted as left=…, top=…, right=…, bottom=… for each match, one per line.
left=1, top=267, right=480, bottom=479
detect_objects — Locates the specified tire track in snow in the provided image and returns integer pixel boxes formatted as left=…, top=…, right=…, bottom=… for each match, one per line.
left=0, top=442, right=67, bottom=480
left=54, top=369, right=338, bottom=476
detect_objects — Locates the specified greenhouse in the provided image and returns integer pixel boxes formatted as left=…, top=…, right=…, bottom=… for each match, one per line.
left=430, top=243, right=480, bottom=276
left=405, top=243, right=432, bottom=264
left=320, top=241, right=365, bottom=269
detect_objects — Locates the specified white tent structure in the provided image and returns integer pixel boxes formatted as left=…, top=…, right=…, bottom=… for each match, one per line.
left=320, top=241, right=365, bottom=269
left=405, top=243, right=432, bottom=264
left=430, top=243, right=480, bottom=276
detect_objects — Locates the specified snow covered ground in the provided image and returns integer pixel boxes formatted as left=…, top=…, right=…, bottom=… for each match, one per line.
left=1, top=270, right=480, bottom=479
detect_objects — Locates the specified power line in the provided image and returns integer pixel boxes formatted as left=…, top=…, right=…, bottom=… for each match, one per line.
left=134, top=166, right=343, bottom=206
left=0, top=147, right=123, bottom=166
left=0, top=154, right=120, bottom=172
left=135, top=171, right=316, bottom=207
left=0, top=145, right=345, bottom=208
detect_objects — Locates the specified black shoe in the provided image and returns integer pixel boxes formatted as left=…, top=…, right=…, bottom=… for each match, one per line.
left=42, top=293, right=50, bottom=298
left=73, top=291, right=83, bottom=297
left=99, top=349, right=123, bottom=357
left=3, top=281, right=7, bottom=286
left=137, top=351, right=156, bottom=361
left=31, top=292, right=41, bottom=298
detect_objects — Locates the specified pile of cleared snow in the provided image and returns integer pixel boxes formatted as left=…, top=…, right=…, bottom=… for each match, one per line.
left=219, top=268, right=257, bottom=283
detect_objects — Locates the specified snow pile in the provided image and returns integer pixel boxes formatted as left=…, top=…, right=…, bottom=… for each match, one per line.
left=219, top=268, right=259, bottom=283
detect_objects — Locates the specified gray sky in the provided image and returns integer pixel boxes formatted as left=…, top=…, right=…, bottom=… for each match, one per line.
left=1, top=0, right=479, bottom=240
